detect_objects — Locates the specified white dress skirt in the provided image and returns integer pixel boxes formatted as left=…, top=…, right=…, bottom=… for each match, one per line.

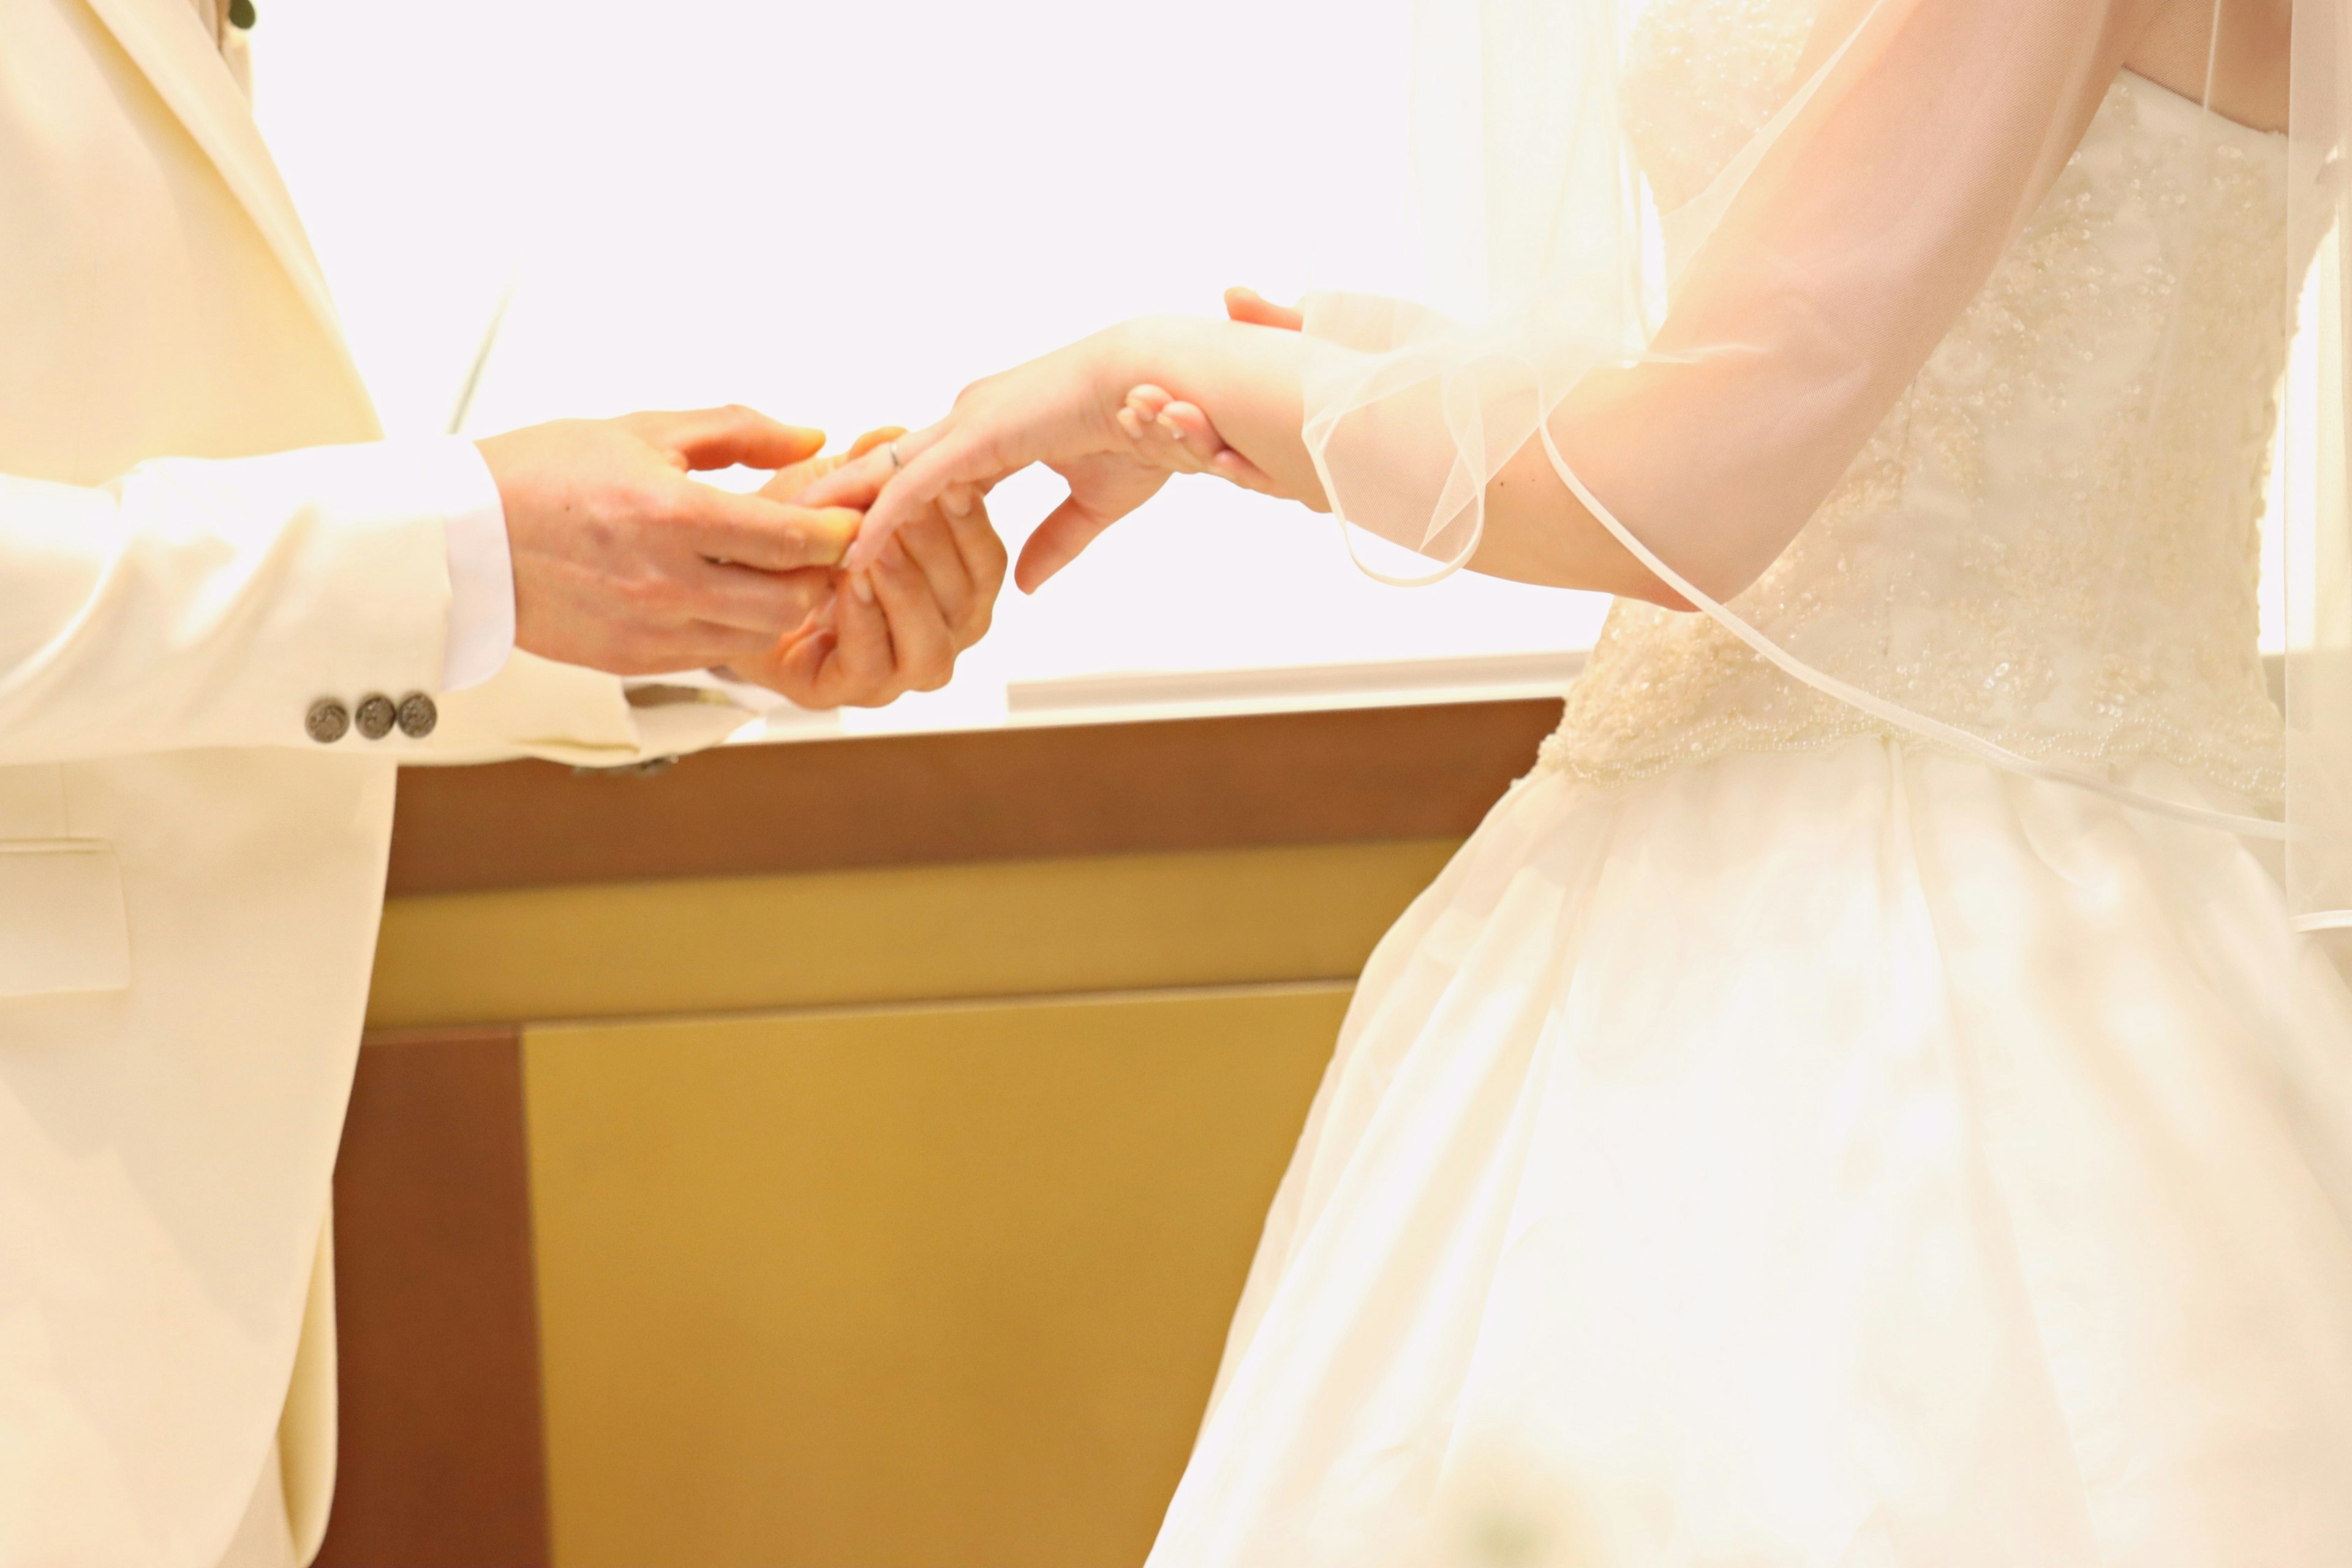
left=1148, top=739, right=2352, bottom=1567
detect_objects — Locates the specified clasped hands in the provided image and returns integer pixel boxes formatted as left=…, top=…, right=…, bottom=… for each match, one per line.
left=473, top=287, right=1319, bottom=710
left=475, top=405, right=1006, bottom=709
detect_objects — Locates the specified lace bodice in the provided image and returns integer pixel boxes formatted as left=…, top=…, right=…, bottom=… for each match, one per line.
left=1540, top=1, right=2295, bottom=807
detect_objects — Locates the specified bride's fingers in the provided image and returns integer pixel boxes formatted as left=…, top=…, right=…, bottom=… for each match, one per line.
left=1155, top=401, right=1228, bottom=468
left=1122, top=392, right=1250, bottom=483
left=796, top=421, right=942, bottom=510
left=1212, top=447, right=1278, bottom=493
left=847, top=429, right=996, bottom=570
left=1119, top=410, right=1209, bottom=475
left=1224, top=286, right=1306, bottom=332
left=941, top=497, right=1006, bottom=644
left=1117, top=388, right=1222, bottom=476
left=1016, top=494, right=1122, bottom=594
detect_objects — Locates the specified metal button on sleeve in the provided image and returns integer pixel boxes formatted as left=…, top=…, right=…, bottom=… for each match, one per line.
left=395, top=692, right=439, bottom=739
left=354, top=693, right=397, bottom=741
left=304, top=698, right=350, bottom=744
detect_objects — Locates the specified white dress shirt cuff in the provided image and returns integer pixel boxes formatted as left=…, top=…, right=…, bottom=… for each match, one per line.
left=434, top=437, right=516, bottom=692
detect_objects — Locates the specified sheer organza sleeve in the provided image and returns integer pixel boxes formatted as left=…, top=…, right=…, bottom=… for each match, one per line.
left=1555, top=0, right=2157, bottom=599
left=1303, top=0, right=2159, bottom=600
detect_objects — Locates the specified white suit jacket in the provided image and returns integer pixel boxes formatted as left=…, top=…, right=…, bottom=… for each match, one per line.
left=0, top=1, right=750, bottom=1562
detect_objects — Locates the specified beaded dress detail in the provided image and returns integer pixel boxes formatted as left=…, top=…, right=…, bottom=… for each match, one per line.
left=1542, top=2, right=2294, bottom=807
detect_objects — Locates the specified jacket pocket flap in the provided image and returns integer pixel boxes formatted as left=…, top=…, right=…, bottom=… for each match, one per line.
left=0, top=840, right=129, bottom=998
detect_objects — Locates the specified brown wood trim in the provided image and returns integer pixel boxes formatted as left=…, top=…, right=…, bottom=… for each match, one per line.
left=388, top=699, right=1560, bottom=896
left=318, top=1028, right=551, bottom=1568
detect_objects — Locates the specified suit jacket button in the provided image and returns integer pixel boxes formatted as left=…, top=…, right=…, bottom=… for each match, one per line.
left=396, top=692, right=439, bottom=739
left=305, top=699, right=350, bottom=744
left=355, top=693, right=397, bottom=740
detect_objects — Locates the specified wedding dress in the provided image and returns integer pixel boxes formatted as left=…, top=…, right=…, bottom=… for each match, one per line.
left=1147, top=7, right=2352, bottom=1564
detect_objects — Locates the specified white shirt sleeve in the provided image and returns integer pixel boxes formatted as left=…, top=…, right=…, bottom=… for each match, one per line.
left=435, top=437, right=517, bottom=692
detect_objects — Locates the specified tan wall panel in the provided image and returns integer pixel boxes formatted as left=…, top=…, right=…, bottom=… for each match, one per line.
left=370, top=840, right=1455, bottom=1030
left=525, top=986, right=1347, bottom=1568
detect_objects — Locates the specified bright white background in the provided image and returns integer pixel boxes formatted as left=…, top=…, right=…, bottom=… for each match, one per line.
left=250, top=0, right=1611, bottom=731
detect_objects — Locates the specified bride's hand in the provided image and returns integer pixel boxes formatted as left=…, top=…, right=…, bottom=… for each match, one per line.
left=718, top=432, right=1007, bottom=707
left=1112, top=383, right=1277, bottom=495
left=1090, top=288, right=1304, bottom=494
left=1090, top=292, right=1299, bottom=483
left=815, top=323, right=1191, bottom=590
left=826, top=312, right=1322, bottom=592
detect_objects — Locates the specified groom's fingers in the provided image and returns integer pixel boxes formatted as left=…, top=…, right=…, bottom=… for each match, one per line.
left=760, top=452, right=836, bottom=501
left=894, top=510, right=978, bottom=636
left=774, top=628, right=836, bottom=698
left=846, top=426, right=907, bottom=459
left=678, top=487, right=862, bottom=571
left=792, top=445, right=895, bottom=511
left=868, top=537, right=957, bottom=694
left=684, top=620, right=796, bottom=663
left=685, top=560, right=831, bottom=638
left=827, top=570, right=897, bottom=703
left=628, top=405, right=828, bottom=472
left=763, top=428, right=909, bottom=505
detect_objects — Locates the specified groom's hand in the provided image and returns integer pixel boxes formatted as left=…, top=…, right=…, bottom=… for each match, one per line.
left=477, top=406, right=862, bottom=676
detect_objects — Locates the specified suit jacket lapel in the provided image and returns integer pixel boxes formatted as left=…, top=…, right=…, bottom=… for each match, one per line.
left=80, top=0, right=355, bottom=366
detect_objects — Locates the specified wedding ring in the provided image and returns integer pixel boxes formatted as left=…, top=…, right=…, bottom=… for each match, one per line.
left=887, top=440, right=905, bottom=472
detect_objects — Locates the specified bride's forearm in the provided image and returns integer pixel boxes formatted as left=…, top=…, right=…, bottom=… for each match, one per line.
left=1475, top=437, right=1692, bottom=609
left=1115, top=315, right=1687, bottom=609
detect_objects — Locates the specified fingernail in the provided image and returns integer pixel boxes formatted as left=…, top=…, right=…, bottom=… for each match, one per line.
left=1157, top=414, right=1185, bottom=440
left=1118, top=407, right=1145, bottom=439
left=850, top=571, right=876, bottom=606
left=943, top=487, right=973, bottom=518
